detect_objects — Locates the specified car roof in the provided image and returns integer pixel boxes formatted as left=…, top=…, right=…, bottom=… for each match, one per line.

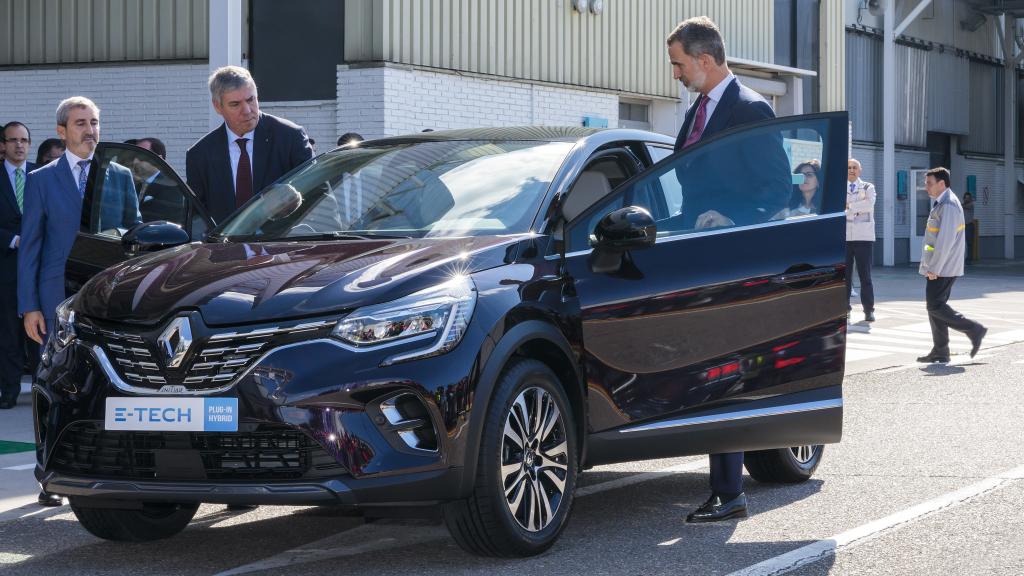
left=352, top=126, right=675, bottom=148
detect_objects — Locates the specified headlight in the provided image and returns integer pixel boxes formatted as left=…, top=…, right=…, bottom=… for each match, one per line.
left=54, top=296, right=77, bottom=350
left=332, top=276, right=477, bottom=365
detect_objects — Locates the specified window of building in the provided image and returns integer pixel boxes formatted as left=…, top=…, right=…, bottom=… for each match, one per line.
left=249, top=0, right=344, bottom=101
left=619, top=101, right=651, bottom=130
left=774, top=0, right=820, bottom=112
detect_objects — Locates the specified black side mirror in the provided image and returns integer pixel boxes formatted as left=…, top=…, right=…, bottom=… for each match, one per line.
left=588, top=206, right=656, bottom=275
left=122, top=221, right=190, bottom=256
left=591, top=206, right=656, bottom=251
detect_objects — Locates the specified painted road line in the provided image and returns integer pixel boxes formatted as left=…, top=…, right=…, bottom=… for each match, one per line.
left=844, top=349, right=892, bottom=363
left=3, top=463, right=35, bottom=471
left=576, top=459, right=707, bottom=498
left=725, top=463, right=1024, bottom=576
left=845, top=342, right=930, bottom=355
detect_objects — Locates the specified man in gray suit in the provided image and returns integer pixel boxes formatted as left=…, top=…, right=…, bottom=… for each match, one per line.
left=916, top=167, right=986, bottom=363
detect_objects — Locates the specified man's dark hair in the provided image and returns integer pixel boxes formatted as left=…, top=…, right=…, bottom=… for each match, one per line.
left=137, top=137, right=167, bottom=159
left=337, top=132, right=364, bottom=146
left=926, top=167, right=951, bottom=188
left=2, top=121, right=32, bottom=143
left=124, top=138, right=138, bottom=145
left=666, top=16, right=727, bottom=65
left=35, top=138, right=65, bottom=165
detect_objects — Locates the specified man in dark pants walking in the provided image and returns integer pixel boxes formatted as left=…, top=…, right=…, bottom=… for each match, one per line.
left=916, top=167, right=987, bottom=363
left=846, top=159, right=876, bottom=322
left=667, top=15, right=779, bottom=523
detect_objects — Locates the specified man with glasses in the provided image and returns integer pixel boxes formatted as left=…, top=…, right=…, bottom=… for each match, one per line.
left=0, top=122, right=35, bottom=409
left=846, top=159, right=876, bottom=322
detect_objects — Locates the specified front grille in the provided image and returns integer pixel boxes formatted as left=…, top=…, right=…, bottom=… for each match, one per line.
left=77, top=318, right=335, bottom=391
left=50, top=422, right=346, bottom=481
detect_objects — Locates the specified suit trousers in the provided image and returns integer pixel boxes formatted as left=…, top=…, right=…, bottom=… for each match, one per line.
left=709, top=452, right=744, bottom=496
left=925, top=276, right=982, bottom=352
left=845, top=241, right=875, bottom=313
left=0, top=285, right=26, bottom=402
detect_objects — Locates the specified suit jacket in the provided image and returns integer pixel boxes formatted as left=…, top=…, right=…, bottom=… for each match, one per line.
left=18, top=156, right=82, bottom=320
left=0, top=162, right=35, bottom=286
left=186, top=112, right=313, bottom=224
left=673, top=77, right=790, bottom=229
left=97, top=161, right=142, bottom=232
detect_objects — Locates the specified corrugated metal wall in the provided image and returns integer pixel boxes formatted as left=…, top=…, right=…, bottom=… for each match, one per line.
left=927, top=49, right=968, bottom=135
left=846, top=32, right=882, bottom=142
left=896, top=43, right=927, bottom=148
left=347, top=0, right=775, bottom=99
left=0, top=0, right=208, bottom=65
left=962, top=61, right=1005, bottom=155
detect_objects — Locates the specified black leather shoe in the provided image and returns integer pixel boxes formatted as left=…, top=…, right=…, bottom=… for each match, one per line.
left=864, top=311, right=876, bottom=322
left=227, top=504, right=259, bottom=512
left=686, top=493, right=748, bottom=523
left=968, top=326, right=987, bottom=358
left=916, top=350, right=950, bottom=363
left=38, top=491, right=63, bottom=507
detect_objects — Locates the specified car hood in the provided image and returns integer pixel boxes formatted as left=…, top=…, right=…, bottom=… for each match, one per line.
left=75, top=236, right=523, bottom=326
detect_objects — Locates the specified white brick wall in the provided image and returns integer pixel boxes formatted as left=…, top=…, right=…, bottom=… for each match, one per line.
left=337, top=65, right=619, bottom=140
left=0, top=63, right=209, bottom=174
left=260, top=100, right=337, bottom=155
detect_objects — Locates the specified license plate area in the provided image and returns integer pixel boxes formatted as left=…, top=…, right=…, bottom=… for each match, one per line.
left=104, top=397, right=238, bottom=432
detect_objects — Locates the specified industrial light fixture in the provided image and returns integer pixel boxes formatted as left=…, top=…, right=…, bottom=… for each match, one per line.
left=959, top=10, right=986, bottom=32
left=572, top=0, right=588, bottom=13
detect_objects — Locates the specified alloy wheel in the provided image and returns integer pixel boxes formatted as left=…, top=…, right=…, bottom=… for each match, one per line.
left=500, top=386, right=569, bottom=532
left=791, top=445, right=816, bottom=464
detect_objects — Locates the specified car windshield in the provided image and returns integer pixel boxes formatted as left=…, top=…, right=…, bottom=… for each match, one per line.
left=216, top=139, right=574, bottom=241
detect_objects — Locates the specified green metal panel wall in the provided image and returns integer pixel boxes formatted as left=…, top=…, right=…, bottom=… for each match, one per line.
left=347, top=0, right=775, bottom=99
left=0, top=0, right=208, bottom=65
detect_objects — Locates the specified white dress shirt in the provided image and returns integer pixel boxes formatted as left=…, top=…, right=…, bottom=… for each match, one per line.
left=686, top=73, right=736, bottom=139
left=226, top=125, right=255, bottom=193
left=65, top=148, right=94, bottom=189
left=4, top=159, right=27, bottom=249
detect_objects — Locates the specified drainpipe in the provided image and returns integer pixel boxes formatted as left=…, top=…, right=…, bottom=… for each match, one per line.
left=1004, top=14, right=1017, bottom=260
left=882, top=0, right=896, bottom=266
left=208, top=0, right=243, bottom=130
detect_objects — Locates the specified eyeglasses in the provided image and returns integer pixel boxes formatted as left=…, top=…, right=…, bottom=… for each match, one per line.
left=2, top=138, right=29, bottom=145
left=799, top=171, right=817, bottom=178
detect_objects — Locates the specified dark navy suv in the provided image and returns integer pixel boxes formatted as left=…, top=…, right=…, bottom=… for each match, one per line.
left=36, top=116, right=848, bottom=556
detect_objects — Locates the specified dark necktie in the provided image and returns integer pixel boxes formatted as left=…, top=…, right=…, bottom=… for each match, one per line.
left=683, top=95, right=709, bottom=149
left=235, top=138, right=253, bottom=208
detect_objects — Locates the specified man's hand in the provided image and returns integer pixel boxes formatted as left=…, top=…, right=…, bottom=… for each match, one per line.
left=24, top=311, right=46, bottom=344
left=14, top=236, right=19, bottom=248
left=926, top=272, right=938, bottom=281
left=695, top=210, right=735, bottom=230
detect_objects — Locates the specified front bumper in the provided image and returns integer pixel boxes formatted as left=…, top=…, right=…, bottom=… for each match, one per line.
left=33, top=315, right=489, bottom=506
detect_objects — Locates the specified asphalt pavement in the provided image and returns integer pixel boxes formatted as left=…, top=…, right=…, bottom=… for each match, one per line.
left=1, top=260, right=1023, bottom=575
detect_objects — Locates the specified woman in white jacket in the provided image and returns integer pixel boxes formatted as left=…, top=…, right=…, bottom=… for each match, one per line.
left=846, top=159, right=876, bottom=322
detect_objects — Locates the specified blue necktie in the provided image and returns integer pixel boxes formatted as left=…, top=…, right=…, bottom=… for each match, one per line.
left=77, top=159, right=90, bottom=198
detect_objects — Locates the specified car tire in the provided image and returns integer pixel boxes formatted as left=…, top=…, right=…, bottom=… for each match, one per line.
left=70, top=499, right=199, bottom=542
left=744, top=445, right=824, bottom=484
left=444, top=358, right=578, bottom=557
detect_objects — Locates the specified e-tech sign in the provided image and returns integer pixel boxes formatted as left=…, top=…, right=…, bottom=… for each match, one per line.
left=104, top=398, right=238, bottom=432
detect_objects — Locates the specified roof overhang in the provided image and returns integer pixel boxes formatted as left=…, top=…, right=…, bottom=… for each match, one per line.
left=728, top=57, right=818, bottom=78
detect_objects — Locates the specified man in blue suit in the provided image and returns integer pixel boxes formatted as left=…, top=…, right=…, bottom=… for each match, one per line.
left=19, top=97, right=117, bottom=349
left=667, top=16, right=789, bottom=523
left=0, top=122, right=35, bottom=408
left=186, top=66, right=313, bottom=224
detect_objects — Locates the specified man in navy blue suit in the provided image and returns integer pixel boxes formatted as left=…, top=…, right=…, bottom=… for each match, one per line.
left=186, top=66, right=313, bottom=224
left=19, top=97, right=111, bottom=348
left=0, top=121, right=35, bottom=408
left=667, top=16, right=789, bottom=523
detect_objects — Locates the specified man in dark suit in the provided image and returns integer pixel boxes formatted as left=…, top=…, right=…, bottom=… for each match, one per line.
left=186, top=66, right=313, bottom=224
left=0, top=122, right=35, bottom=408
left=667, top=16, right=789, bottom=524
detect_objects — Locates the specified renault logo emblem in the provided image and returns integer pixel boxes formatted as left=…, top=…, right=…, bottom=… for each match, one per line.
left=157, top=316, right=193, bottom=369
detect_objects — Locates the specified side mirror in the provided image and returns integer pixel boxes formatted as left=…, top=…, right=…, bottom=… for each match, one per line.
left=591, top=206, right=656, bottom=251
left=122, top=221, right=190, bottom=256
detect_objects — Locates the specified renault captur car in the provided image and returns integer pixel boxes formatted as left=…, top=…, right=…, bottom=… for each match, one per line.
left=37, top=115, right=848, bottom=557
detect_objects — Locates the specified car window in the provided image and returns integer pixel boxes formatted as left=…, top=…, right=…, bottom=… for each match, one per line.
left=84, top=145, right=197, bottom=238
left=567, top=117, right=832, bottom=252
left=217, top=140, right=573, bottom=240
left=562, top=151, right=640, bottom=250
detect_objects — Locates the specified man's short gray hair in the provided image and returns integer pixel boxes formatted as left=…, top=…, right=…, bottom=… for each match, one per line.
left=666, top=16, right=727, bottom=65
left=56, top=96, right=100, bottom=126
left=208, top=65, right=257, bottom=104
